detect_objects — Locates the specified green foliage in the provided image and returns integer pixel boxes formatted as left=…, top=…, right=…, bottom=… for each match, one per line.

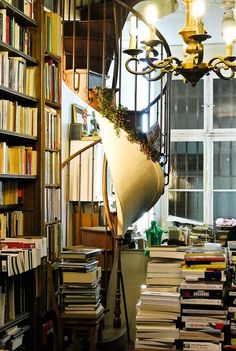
left=93, top=86, right=160, bottom=162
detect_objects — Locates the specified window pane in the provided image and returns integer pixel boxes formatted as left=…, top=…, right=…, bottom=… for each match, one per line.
left=213, top=79, right=236, bottom=128
left=214, top=192, right=236, bottom=220
left=171, top=80, right=204, bottom=129
left=169, top=142, right=203, bottom=189
left=169, top=191, right=203, bottom=222
left=214, top=141, right=236, bottom=189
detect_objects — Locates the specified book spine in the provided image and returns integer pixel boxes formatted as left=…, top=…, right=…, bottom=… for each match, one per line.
left=181, top=289, right=223, bottom=298
left=183, top=341, right=222, bottom=351
left=180, top=283, right=224, bottom=290
left=180, top=298, right=223, bottom=305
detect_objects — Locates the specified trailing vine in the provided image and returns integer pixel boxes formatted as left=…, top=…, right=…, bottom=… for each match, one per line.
left=93, top=86, right=160, bottom=162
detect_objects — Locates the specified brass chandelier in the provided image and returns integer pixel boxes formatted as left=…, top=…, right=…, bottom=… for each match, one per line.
left=122, top=0, right=236, bottom=87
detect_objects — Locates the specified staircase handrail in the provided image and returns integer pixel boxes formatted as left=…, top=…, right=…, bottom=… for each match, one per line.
left=61, top=137, right=101, bottom=169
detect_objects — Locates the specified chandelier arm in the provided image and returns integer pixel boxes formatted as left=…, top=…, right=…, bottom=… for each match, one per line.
left=145, top=56, right=182, bottom=73
left=125, top=57, right=156, bottom=75
left=196, top=44, right=203, bottom=65
left=114, top=0, right=171, bottom=57
left=208, top=56, right=236, bottom=68
left=213, top=68, right=235, bottom=80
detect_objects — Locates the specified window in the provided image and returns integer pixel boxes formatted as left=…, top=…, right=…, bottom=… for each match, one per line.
left=163, top=77, right=236, bottom=225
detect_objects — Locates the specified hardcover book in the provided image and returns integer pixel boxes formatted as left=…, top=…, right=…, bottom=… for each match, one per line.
left=60, top=246, right=102, bottom=260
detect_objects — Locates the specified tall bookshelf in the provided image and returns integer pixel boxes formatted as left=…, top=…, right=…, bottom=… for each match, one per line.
left=0, top=0, right=62, bottom=349
left=43, top=1, right=62, bottom=262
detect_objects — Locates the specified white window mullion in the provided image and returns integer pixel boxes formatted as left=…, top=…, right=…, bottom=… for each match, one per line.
left=204, top=137, right=213, bottom=224
left=204, top=76, right=213, bottom=224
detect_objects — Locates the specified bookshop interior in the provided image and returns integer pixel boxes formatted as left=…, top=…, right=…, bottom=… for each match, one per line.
left=2, top=0, right=236, bottom=351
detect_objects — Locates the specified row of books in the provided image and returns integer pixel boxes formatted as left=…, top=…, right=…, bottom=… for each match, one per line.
left=45, top=106, right=60, bottom=150
left=0, top=210, right=24, bottom=239
left=0, top=237, right=47, bottom=270
left=5, top=0, right=35, bottom=19
left=0, top=246, right=41, bottom=276
left=59, top=247, right=104, bottom=319
left=0, top=142, right=37, bottom=175
left=45, top=187, right=61, bottom=223
left=0, top=100, right=37, bottom=137
left=45, top=151, right=60, bottom=185
left=0, top=181, right=22, bottom=205
left=0, top=9, right=33, bottom=56
left=44, top=57, right=60, bottom=103
left=0, top=52, right=36, bottom=97
left=45, top=11, right=62, bottom=56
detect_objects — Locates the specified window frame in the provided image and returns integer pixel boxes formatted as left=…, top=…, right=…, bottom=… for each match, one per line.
left=160, top=75, right=236, bottom=226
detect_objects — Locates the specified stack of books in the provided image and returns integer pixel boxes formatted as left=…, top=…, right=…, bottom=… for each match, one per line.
left=135, top=246, right=188, bottom=350
left=189, top=225, right=214, bottom=245
left=146, top=246, right=187, bottom=286
left=180, top=244, right=228, bottom=351
left=135, top=286, right=180, bottom=350
left=225, top=241, right=236, bottom=347
left=59, top=246, right=104, bottom=318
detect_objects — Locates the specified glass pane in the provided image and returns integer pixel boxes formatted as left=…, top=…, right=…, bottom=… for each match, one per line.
left=169, top=142, right=203, bottom=189
left=169, top=191, right=203, bottom=222
left=214, top=192, right=236, bottom=220
left=213, top=79, right=236, bottom=128
left=214, top=141, right=236, bottom=189
left=171, top=80, right=204, bottom=129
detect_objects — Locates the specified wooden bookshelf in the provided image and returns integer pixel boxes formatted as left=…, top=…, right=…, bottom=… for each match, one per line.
left=0, top=0, right=62, bottom=349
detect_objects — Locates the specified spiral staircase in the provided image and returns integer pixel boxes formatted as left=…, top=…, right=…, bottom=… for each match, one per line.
left=62, top=0, right=171, bottom=344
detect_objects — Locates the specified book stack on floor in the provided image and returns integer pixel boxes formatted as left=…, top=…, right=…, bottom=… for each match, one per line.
left=59, top=246, right=104, bottom=318
left=134, top=246, right=188, bottom=350
left=225, top=241, right=236, bottom=348
left=135, top=286, right=180, bottom=351
left=146, top=246, right=187, bottom=287
left=180, top=243, right=228, bottom=351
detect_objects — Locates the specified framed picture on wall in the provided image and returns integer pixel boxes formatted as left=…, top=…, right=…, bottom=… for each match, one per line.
left=72, top=104, right=84, bottom=123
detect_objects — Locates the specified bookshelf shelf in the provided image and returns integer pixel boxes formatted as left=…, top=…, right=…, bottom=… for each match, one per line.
left=45, top=50, right=61, bottom=63
left=0, top=174, right=37, bottom=179
left=0, top=0, right=38, bottom=26
left=45, top=99, right=61, bottom=110
left=45, top=147, right=60, bottom=152
left=45, top=184, right=61, bottom=188
left=0, top=129, right=38, bottom=140
left=0, top=312, right=30, bottom=334
left=0, top=42, right=38, bottom=65
left=45, top=219, right=62, bottom=226
left=0, top=86, right=38, bottom=103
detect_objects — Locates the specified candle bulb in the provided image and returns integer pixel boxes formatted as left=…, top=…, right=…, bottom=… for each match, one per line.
left=129, top=15, right=137, bottom=49
left=196, top=19, right=204, bottom=34
left=149, top=26, right=157, bottom=41
left=192, top=0, right=205, bottom=34
left=226, top=43, right=233, bottom=57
